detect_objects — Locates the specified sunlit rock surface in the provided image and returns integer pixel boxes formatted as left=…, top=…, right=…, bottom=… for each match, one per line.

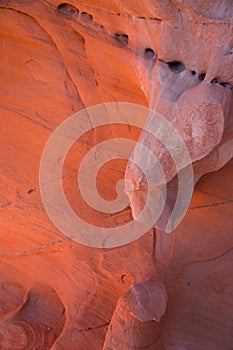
left=0, top=1, right=233, bottom=349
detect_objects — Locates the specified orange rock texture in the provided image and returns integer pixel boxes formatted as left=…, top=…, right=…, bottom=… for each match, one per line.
left=0, top=1, right=233, bottom=349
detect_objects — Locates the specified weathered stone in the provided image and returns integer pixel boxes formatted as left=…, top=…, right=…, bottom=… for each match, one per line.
left=0, top=1, right=232, bottom=349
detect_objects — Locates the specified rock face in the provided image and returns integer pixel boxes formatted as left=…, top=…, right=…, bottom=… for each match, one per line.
left=0, top=1, right=233, bottom=349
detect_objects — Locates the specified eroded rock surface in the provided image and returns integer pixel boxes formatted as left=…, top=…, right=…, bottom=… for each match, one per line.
left=0, top=1, right=233, bottom=349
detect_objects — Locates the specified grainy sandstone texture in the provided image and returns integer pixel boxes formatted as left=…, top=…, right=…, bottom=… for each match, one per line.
left=0, top=1, right=233, bottom=349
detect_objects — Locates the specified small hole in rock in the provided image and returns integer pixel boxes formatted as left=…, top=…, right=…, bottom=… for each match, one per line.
left=220, top=82, right=228, bottom=87
left=81, top=12, right=93, bottom=21
left=120, top=274, right=127, bottom=284
left=57, top=3, right=78, bottom=16
left=144, top=48, right=155, bottom=59
left=168, top=61, right=184, bottom=73
left=115, top=33, right=128, bottom=45
left=191, top=70, right=196, bottom=75
left=150, top=17, right=161, bottom=22
left=211, top=78, right=218, bottom=84
left=28, top=188, right=36, bottom=194
left=199, top=73, right=206, bottom=81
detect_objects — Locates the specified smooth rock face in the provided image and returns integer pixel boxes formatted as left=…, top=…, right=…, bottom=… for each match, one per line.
left=0, top=1, right=233, bottom=349
left=124, top=5, right=233, bottom=226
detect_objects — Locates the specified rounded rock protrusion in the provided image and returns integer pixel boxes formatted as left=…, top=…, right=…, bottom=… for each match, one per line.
left=0, top=282, right=25, bottom=317
left=103, top=280, right=167, bottom=349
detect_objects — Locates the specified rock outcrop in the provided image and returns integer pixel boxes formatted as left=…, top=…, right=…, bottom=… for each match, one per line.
left=0, top=1, right=233, bottom=349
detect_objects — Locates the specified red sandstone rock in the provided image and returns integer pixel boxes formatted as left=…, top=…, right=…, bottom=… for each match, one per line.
left=0, top=1, right=233, bottom=349
left=103, top=280, right=167, bottom=350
